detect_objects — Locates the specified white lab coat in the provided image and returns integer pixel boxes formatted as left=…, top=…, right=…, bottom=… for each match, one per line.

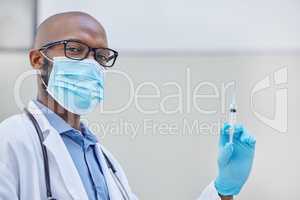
left=0, top=101, right=220, bottom=200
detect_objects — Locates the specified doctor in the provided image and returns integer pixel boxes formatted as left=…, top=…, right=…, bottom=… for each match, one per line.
left=0, top=12, right=256, bottom=200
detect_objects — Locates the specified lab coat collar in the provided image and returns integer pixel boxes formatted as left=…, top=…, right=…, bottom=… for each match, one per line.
left=27, top=100, right=127, bottom=200
left=27, top=100, right=89, bottom=200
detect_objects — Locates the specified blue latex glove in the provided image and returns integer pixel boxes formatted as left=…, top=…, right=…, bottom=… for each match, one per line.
left=215, top=123, right=256, bottom=196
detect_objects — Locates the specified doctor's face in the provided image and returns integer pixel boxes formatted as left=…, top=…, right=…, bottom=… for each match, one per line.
left=30, top=12, right=111, bottom=80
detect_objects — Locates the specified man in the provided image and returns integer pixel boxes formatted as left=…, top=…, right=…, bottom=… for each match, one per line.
left=0, top=12, right=256, bottom=200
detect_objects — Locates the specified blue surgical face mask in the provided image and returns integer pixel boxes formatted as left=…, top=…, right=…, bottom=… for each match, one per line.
left=43, top=57, right=104, bottom=115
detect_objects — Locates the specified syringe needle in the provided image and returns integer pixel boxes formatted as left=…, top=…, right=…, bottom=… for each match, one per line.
left=228, top=88, right=237, bottom=144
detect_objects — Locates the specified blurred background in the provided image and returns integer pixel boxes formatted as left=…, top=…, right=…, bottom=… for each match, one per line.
left=1, top=0, right=300, bottom=199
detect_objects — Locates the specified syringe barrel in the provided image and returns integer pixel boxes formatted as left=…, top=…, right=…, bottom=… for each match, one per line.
left=228, top=104, right=237, bottom=143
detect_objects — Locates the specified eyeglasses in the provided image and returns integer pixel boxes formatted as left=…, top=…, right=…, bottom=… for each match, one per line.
left=39, top=39, right=118, bottom=68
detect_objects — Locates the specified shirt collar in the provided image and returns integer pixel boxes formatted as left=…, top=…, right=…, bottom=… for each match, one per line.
left=34, top=100, right=74, bottom=134
left=80, top=122, right=98, bottom=144
left=33, top=100, right=98, bottom=145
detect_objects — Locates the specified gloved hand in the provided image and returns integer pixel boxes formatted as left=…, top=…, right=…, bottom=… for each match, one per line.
left=215, top=123, right=256, bottom=196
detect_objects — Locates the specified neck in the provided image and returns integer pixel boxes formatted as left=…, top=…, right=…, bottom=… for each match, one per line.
left=37, top=92, right=81, bottom=131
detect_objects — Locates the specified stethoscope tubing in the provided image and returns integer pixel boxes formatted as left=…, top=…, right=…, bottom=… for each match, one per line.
left=24, top=108, right=130, bottom=200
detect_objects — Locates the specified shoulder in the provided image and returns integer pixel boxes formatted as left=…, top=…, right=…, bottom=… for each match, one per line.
left=0, top=114, right=25, bottom=129
left=0, top=113, right=39, bottom=177
left=0, top=113, right=34, bottom=149
left=0, top=113, right=30, bottom=136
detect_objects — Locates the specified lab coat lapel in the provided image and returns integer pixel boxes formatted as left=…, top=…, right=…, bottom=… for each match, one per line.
left=27, top=101, right=89, bottom=200
left=95, top=144, right=124, bottom=200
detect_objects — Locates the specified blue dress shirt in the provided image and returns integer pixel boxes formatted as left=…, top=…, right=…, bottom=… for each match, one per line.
left=34, top=100, right=109, bottom=200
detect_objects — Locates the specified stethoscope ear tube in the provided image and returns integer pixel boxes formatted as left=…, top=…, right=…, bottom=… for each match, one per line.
left=24, top=108, right=56, bottom=200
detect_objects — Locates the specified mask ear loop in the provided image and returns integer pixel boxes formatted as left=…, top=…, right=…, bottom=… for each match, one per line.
left=38, top=51, right=54, bottom=89
left=39, top=71, right=48, bottom=89
left=40, top=51, right=53, bottom=63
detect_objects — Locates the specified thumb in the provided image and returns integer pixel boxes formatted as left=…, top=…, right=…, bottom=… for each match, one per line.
left=218, top=143, right=234, bottom=167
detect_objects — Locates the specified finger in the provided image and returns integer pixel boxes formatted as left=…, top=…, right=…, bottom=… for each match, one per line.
left=218, top=143, right=234, bottom=167
left=240, top=129, right=256, bottom=147
left=220, top=123, right=230, bottom=147
left=233, top=124, right=244, bottom=140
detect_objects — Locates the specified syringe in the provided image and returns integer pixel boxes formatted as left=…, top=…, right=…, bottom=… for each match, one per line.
left=228, top=90, right=237, bottom=144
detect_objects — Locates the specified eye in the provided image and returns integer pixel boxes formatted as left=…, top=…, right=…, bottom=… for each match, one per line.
left=94, top=48, right=118, bottom=67
left=96, top=54, right=108, bottom=62
left=65, top=41, right=89, bottom=57
left=66, top=46, right=83, bottom=52
left=106, top=55, right=115, bottom=62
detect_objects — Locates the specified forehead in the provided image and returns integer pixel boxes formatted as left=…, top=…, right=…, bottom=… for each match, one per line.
left=38, top=15, right=108, bottom=48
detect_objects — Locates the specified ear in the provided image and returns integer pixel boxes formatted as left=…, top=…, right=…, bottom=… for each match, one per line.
left=29, top=49, right=44, bottom=69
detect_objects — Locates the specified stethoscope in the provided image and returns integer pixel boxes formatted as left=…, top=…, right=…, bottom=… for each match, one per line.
left=24, top=108, right=130, bottom=200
